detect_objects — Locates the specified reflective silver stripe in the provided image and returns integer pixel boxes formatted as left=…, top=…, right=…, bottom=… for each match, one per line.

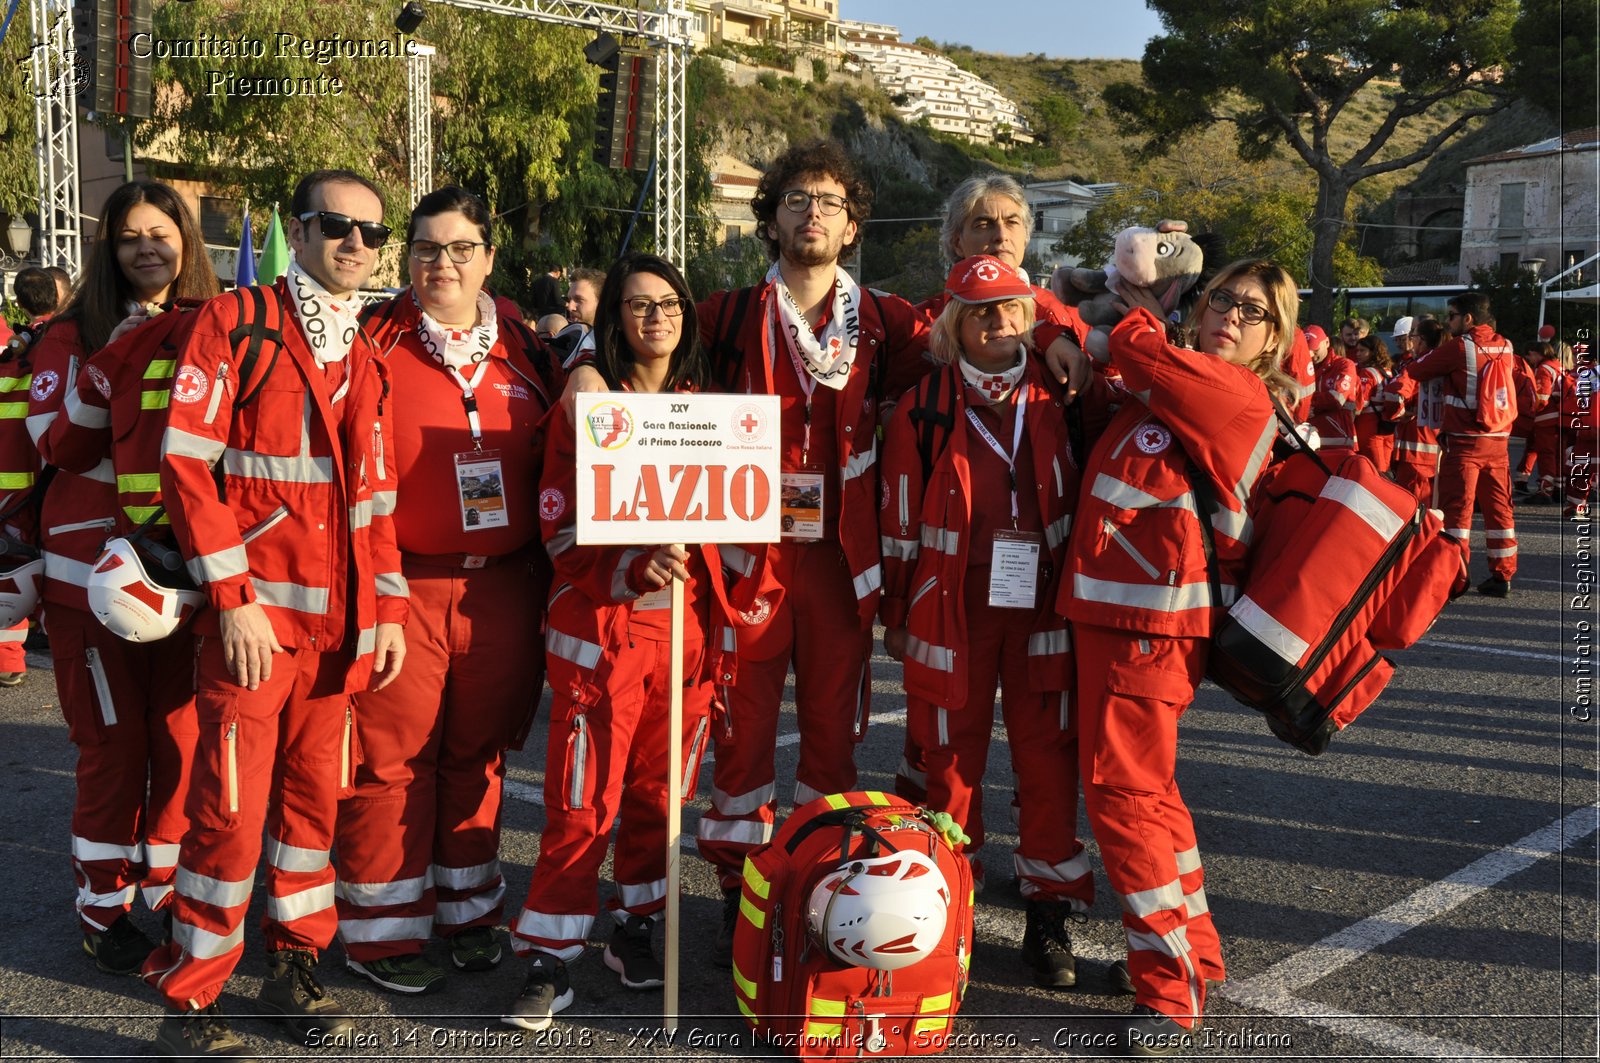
left=64, top=388, right=110, bottom=429
left=721, top=543, right=757, bottom=577
left=852, top=563, right=881, bottom=601
left=921, top=526, right=960, bottom=555
left=546, top=525, right=577, bottom=558
left=141, top=884, right=174, bottom=910
left=612, top=547, right=643, bottom=601
left=793, top=779, right=827, bottom=806
left=0, top=628, right=28, bottom=644
left=44, top=552, right=94, bottom=588
left=548, top=629, right=603, bottom=669
left=1322, top=477, right=1405, bottom=542
left=267, top=882, right=335, bottom=923
left=1092, top=473, right=1165, bottom=510
left=1044, top=513, right=1072, bottom=550
left=72, top=837, right=141, bottom=863
left=1127, top=924, right=1193, bottom=958
left=1074, top=573, right=1235, bottom=612
left=1444, top=528, right=1470, bottom=540
left=370, top=490, right=397, bottom=516
left=432, top=859, right=500, bottom=892
left=1484, top=529, right=1515, bottom=540
left=189, top=544, right=249, bottom=584
left=145, top=842, right=181, bottom=869
left=711, top=783, right=775, bottom=817
left=511, top=909, right=591, bottom=960
left=905, top=633, right=955, bottom=672
left=250, top=579, right=329, bottom=614
left=1229, top=596, right=1309, bottom=666
left=266, top=837, right=329, bottom=874
left=842, top=444, right=876, bottom=483
left=375, top=571, right=408, bottom=598
left=881, top=534, right=918, bottom=561
left=335, top=873, right=431, bottom=907
left=162, top=427, right=227, bottom=465
left=1174, top=847, right=1202, bottom=875
left=223, top=449, right=334, bottom=484
left=349, top=498, right=373, bottom=530
left=83, top=458, right=114, bottom=484
left=175, top=867, right=253, bottom=909
left=356, top=626, right=377, bottom=657
left=936, top=708, right=949, bottom=748
left=1206, top=498, right=1252, bottom=544
left=1292, top=379, right=1315, bottom=400
left=25, top=410, right=56, bottom=444
left=338, top=914, right=433, bottom=943
left=1463, top=336, right=1478, bottom=410
left=436, top=890, right=502, bottom=926
left=617, top=878, right=667, bottom=910
left=896, top=754, right=926, bottom=788
left=897, top=473, right=909, bottom=529
left=1014, top=850, right=1094, bottom=887
left=1122, top=879, right=1186, bottom=918
left=1052, top=455, right=1064, bottom=498
left=172, top=916, right=245, bottom=960
left=1232, top=419, right=1278, bottom=506
left=695, top=817, right=772, bottom=846
left=1184, top=887, right=1210, bottom=917
left=77, top=885, right=138, bottom=916
left=1395, top=441, right=1441, bottom=456
left=1485, top=546, right=1517, bottom=558
left=1028, top=628, right=1071, bottom=657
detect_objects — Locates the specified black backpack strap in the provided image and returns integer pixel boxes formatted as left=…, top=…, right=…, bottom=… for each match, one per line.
left=712, top=286, right=756, bottom=390
left=1269, top=391, right=1334, bottom=477
left=908, top=370, right=957, bottom=484
left=229, top=286, right=283, bottom=410
left=1187, top=460, right=1224, bottom=618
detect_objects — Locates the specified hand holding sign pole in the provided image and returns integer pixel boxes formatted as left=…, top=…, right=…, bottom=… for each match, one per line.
left=574, top=392, right=780, bottom=1031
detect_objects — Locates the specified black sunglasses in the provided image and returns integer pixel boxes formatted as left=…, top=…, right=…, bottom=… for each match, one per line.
left=298, top=211, right=392, bottom=249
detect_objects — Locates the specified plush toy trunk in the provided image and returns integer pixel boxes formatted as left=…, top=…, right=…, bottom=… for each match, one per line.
left=1208, top=452, right=1465, bottom=754
left=730, top=791, right=973, bottom=1059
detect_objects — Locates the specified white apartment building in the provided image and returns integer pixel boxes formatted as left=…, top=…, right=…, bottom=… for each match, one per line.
left=684, top=0, right=846, bottom=54
left=842, top=36, right=1035, bottom=146
left=1023, top=179, right=1118, bottom=270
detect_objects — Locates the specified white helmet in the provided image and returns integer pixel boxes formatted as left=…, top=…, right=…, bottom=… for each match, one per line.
left=806, top=849, right=950, bottom=970
left=0, top=551, right=44, bottom=628
left=87, top=538, right=204, bottom=642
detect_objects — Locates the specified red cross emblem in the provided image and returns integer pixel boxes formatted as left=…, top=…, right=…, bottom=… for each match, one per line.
left=732, top=403, right=767, bottom=444
left=173, top=365, right=209, bottom=404
left=539, top=488, right=566, bottom=522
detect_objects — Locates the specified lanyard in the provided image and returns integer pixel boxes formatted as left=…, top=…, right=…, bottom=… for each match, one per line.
left=964, top=385, right=1028, bottom=526
left=444, top=360, right=491, bottom=452
left=768, top=310, right=821, bottom=465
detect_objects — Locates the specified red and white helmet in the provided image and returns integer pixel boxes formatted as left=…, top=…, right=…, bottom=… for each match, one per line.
left=87, top=538, right=204, bottom=642
left=806, top=850, right=950, bottom=970
left=0, top=554, right=44, bottom=628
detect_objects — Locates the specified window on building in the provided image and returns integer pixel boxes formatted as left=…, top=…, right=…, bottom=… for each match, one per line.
left=1497, top=182, right=1526, bottom=233
left=1499, top=252, right=1521, bottom=273
left=199, top=196, right=240, bottom=247
left=1566, top=249, right=1591, bottom=284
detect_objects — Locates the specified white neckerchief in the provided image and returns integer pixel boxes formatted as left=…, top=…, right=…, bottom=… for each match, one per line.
left=416, top=289, right=497, bottom=371
left=286, top=257, right=361, bottom=367
left=766, top=261, right=860, bottom=392
left=958, top=347, right=1027, bottom=404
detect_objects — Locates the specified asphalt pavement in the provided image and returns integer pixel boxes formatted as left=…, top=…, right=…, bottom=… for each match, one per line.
left=0, top=498, right=1594, bottom=1061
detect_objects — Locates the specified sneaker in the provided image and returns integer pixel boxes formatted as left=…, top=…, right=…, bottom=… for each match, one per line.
left=501, top=952, right=573, bottom=1032
left=449, top=925, right=503, bottom=972
left=1020, top=899, right=1079, bottom=989
left=604, top=914, right=664, bottom=989
left=1477, top=575, right=1511, bottom=598
left=152, top=1003, right=258, bottom=1059
left=0, top=671, right=22, bottom=687
left=257, top=949, right=353, bottom=1039
left=83, top=914, right=156, bottom=975
left=1568, top=504, right=1591, bottom=521
left=347, top=953, right=447, bottom=995
left=1124, top=1004, right=1195, bottom=1057
left=713, top=886, right=740, bottom=969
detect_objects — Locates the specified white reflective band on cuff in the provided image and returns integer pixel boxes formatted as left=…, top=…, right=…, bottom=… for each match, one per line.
left=356, top=626, right=377, bottom=657
left=375, top=572, right=408, bottom=598
left=853, top=564, right=882, bottom=601
left=162, top=427, right=227, bottom=465
left=189, top=545, right=250, bottom=585
left=617, top=878, right=667, bottom=910
left=72, top=837, right=141, bottom=863
left=349, top=499, right=373, bottom=530
left=843, top=446, right=876, bottom=483
left=65, top=388, right=111, bottom=429
left=335, top=872, right=432, bottom=908
left=1228, top=595, right=1308, bottom=665
left=512, top=909, right=591, bottom=959
left=142, top=884, right=174, bottom=910
left=26, top=411, right=57, bottom=445
left=145, top=843, right=181, bottom=869
left=337, top=914, right=433, bottom=943
left=77, top=884, right=138, bottom=911
left=1444, top=528, right=1470, bottom=540
left=172, top=917, right=246, bottom=960
left=1484, top=529, right=1515, bottom=540
left=1014, top=850, right=1094, bottom=885
left=1121, top=879, right=1186, bottom=918
left=267, top=837, right=330, bottom=874
left=1174, top=847, right=1202, bottom=875
left=548, top=629, right=603, bottom=669
left=696, top=817, right=773, bottom=846
left=1486, top=547, right=1517, bottom=558
left=905, top=633, right=955, bottom=672
left=921, top=527, right=960, bottom=555
left=711, top=783, right=775, bottom=817
left=612, top=548, right=644, bottom=601
left=436, top=889, right=502, bottom=926
left=881, top=535, right=917, bottom=561
left=1322, top=476, right=1405, bottom=542
left=1028, top=628, right=1071, bottom=658
left=267, top=882, right=335, bottom=923
left=433, top=860, right=501, bottom=892
left=223, top=450, right=334, bottom=484
left=250, top=579, right=330, bottom=615
left=371, top=490, right=397, bottom=516
left=177, top=867, right=254, bottom=909
left=546, top=526, right=577, bottom=558
left=793, top=780, right=827, bottom=806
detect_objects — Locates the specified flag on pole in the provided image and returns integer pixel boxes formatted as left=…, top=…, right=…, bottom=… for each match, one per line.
left=258, top=206, right=290, bottom=283
left=235, top=208, right=257, bottom=288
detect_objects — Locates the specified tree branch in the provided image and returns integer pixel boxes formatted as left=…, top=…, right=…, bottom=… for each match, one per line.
left=1348, top=96, right=1513, bottom=180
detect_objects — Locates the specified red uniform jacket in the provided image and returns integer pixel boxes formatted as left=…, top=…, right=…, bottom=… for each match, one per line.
left=160, top=281, right=405, bottom=688
left=1384, top=351, right=1445, bottom=473
left=1309, top=355, right=1361, bottom=452
left=1061, top=307, right=1276, bottom=638
left=1391, top=324, right=1516, bottom=440
left=1530, top=360, right=1561, bottom=431
left=879, top=358, right=1078, bottom=706
left=1283, top=330, right=1315, bottom=422
left=0, top=328, right=41, bottom=541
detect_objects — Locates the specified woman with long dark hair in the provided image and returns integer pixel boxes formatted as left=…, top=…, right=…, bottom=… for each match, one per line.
left=27, top=180, right=218, bottom=975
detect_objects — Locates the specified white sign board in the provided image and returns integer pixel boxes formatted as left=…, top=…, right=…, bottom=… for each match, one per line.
left=574, top=392, right=783, bottom=546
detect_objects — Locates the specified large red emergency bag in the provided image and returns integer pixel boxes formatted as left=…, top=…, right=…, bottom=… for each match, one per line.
left=1203, top=444, right=1467, bottom=754
left=730, top=791, right=974, bottom=1059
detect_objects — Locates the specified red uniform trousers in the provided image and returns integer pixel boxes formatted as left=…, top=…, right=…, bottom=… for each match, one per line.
left=143, top=641, right=354, bottom=1010
left=1354, top=414, right=1393, bottom=472
left=335, top=554, right=543, bottom=962
left=1530, top=423, right=1561, bottom=494
left=1390, top=461, right=1437, bottom=507
left=1076, top=625, right=1223, bottom=1028
left=696, top=541, right=871, bottom=890
left=510, top=630, right=711, bottom=960
left=0, top=619, right=27, bottom=672
left=906, top=595, right=1091, bottom=908
left=48, top=605, right=197, bottom=931
left=1436, top=435, right=1517, bottom=580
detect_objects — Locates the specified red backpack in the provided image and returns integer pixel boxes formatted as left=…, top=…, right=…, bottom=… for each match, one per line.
left=1467, top=336, right=1517, bottom=433
left=730, top=791, right=974, bottom=1059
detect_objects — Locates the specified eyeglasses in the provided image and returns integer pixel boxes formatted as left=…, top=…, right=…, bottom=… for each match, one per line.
left=297, top=211, right=392, bottom=248
left=1206, top=288, right=1270, bottom=326
left=623, top=296, right=686, bottom=318
left=1446, top=310, right=1461, bottom=319
left=409, top=240, right=491, bottom=264
left=780, top=190, right=848, bottom=216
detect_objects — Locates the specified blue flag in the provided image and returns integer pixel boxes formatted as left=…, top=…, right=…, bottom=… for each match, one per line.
left=235, top=209, right=257, bottom=288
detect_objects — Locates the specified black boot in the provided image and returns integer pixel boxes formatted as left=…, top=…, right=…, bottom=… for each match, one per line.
left=257, top=948, right=353, bottom=1040
left=1020, top=898, right=1080, bottom=988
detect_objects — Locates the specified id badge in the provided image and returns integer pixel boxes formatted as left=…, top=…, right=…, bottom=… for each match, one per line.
left=781, top=470, right=825, bottom=541
left=989, top=530, right=1042, bottom=609
left=454, top=450, right=508, bottom=531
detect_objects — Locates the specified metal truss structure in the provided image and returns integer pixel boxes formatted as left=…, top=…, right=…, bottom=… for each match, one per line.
left=28, top=0, right=82, bottom=275
left=407, top=44, right=436, bottom=208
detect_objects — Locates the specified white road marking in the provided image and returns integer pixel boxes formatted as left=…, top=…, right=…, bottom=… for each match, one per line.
left=1417, top=638, right=1563, bottom=662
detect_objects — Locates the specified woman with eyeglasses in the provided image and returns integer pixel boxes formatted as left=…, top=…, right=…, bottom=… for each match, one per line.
left=24, top=180, right=219, bottom=976
left=503, top=252, right=750, bottom=1031
left=1060, top=260, right=1298, bottom=1055
left=334, top=185, right=561, bottom=995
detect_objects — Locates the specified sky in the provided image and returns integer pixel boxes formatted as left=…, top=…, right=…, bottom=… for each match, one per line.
left=841, top=1, right=1165, bottom=60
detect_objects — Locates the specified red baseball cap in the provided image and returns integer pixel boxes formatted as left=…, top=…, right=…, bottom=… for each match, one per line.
left=1304, top=325, right=1328, bottom=347
left=945, top=255, right=1034, bottom=304
left=1538, top=324, right=1557, bottom=340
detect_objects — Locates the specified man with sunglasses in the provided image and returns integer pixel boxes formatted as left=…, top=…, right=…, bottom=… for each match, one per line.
left=144, top=169, right=408, bottom=1058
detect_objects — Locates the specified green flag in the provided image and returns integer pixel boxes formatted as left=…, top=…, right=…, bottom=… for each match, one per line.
left=258, top=206, right=290, bottom=283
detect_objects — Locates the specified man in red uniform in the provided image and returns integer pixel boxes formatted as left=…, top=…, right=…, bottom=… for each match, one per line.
left=1390, top=292, right=1517, bottom=596
left=1385, top=316, right=1446, bottom=505
left=142, top=170, right=407, bottom=1058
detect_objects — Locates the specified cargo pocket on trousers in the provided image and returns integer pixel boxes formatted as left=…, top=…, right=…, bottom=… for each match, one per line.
left=1090, top=659, right=1194, bottom=795
left=559, top=712, right=593, bottom=812
left=193, top=702, right=244, bottom=831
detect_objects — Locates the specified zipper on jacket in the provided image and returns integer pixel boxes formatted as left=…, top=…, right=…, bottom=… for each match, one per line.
left=203, top=362, right=229, bottom=426
left=48, top=517, right=116, bottom=537
left=909, top=576, right=938, bottom=609
left=568, top=714, right=589, bottom=809
left=897, top=473, right=909, bottom=530
left=340, top=706, right=353, bottom=789
left=225, top=721, right=239, bottom=814
left=1103, top=519, right=1162, bottom=580
left=85, top=647, right=116, bottom=727
left=770, top=901, right=784, bottom=982
left=372, top=421, right=386, bottom=481
left=240, top=503, right=290, bottom=544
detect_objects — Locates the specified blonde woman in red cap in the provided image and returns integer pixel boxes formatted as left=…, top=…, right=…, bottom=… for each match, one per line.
left=879, top=254, right=1092, bottom=989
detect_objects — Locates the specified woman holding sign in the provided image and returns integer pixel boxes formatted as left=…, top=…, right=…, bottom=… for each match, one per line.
left=504, top=253, right=746, bottom=1031
left=334, top=186, right=560, bottom=994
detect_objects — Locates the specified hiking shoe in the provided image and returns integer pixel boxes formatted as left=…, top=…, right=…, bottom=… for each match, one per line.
left=0, top=671, right=23, bottom=687
left=1020, top=899, right=1079, bottom=988
left=152, top=1003, right=257, bottom=1059
left=449, top=925, right=503, bottom=972
left=501, top=952, right=572, bottom=1032
left=1477, top=575, right=1511, bottom=598
left=83, top=914, right=156, bottom=975
left=258, top=949, right=353, bottom=1039
left=604, top=914, right=664, bottom=989
left=1124, top=1005, right=1196, bottom=1057
left=713, top=886, right=740, bottom=969
left=347, top=953, right=446, bottom=995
